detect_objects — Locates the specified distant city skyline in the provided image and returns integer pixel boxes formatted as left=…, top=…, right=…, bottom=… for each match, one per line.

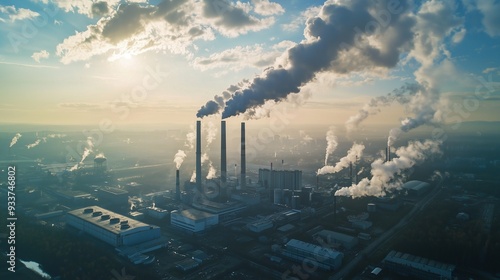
left=0, top=0, right=499, bottom=130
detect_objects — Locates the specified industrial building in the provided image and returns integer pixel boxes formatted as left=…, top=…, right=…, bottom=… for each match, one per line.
left=402, top=180, right=431, bottom=197
left=192, top=199, right=246, bottom=222
left=315, top=230, right=358, bottom=250
left=247, top=219, right=273, bottom=233
left=66, top=206, right=161, bottom=247
left=259, top=168, right=302, bottom=190
left=383, top=250, right=455, bottom=280
left=170, top=208, right=218, bottom=233
left=281, top=239, right=343, bottom=270
left=96, top=187, right=129, bottom=206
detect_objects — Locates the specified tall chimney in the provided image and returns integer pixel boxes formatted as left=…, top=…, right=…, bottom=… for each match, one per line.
left=385, top=146, right=389, bottom=162
left=196, top=120, right=202, bottom=192
left=349, top=162, right=353, bottom=182
left=241, top=122, right=246, bottom=188
left=388, top=145, right=391, bottom=162
left=176, top=169, right=180, bottom=201
left=221, top=120, right=227, bottom=184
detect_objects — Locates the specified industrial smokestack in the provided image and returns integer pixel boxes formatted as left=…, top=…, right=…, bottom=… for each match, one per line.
left=196, top=120, right=202, bottom=192
left=388, top=145, right=391, bottom=162
left=385, top=146, right=389, bottom=162
left=349, top=162, right=353, bottom=183
left=176, top=169, right=180, bottom=201
left=221, top=120, right=227, bottom=184
left=241, top=122, right=246, bottom=188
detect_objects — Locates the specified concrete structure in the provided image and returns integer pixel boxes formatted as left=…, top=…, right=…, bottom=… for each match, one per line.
left=403, top=180, right=431, bottom=197
left=94, top=155, right=107, bottom=174
left=367, top=203, right=376, bottom=212
left=315, top=230, right=358, bottom=250
left=282, top=239, right=343, bottom=270
left=383, top=250, right=455, bottom=280
left=247, top=219, right=273, bottom=233
left=196, top=120, right=202, bottom=192
left=241, top=122, right=246, bottom=189
left=66, top=206, right=161, bottom=247
left=221, top=120, right=227, bottom=184
left=170, top=208, right=218, bottom=233
left=176, top=169, right=181, bottom=201
left=146, top=207, right=169, bottom=219
left=259, top=169, right=302, bottom=190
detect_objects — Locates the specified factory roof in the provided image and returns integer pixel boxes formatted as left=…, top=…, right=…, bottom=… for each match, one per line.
left=383, top=250, right=455, bottom=277
left=99, top=187, right=129, bottom=195
left=173, top=208, right=216, bottom=221
left=286, top=239, right=343, bottom=259
left=316, top=230, right=357, bottom=243
left=192, top=200, right=246, bottom=214
left=67, top=206, right=157, bottom=235
left=402, top=180, right=430, bottom=191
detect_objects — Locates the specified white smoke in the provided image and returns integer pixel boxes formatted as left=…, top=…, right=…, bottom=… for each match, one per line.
left=190, top=170, right=196, bottom=183
left=26, top=139, right=42, bottom=149
left=357, top=167, right=365, bottom=175
left=317, top=143, right=364, bottom=175
left=346, top=83, right=421, bottom=133
left=335, top=139, right=442, bottom=198
left=173, top=150, right=187, bottom=170
left=204, top=121, right=217, bottom=146
left=299, top=130, right=313, bottom=145
left=206, top=161, right=217, bottom=180
left=9, top=133, right=22, bottom=147
left=47, top=133, right=66, bottom=138
left=185, top=124, right=196, bottom=149
left=69, top=137, right=94, bottom=171
left=324, top=126, right=338, bottom=166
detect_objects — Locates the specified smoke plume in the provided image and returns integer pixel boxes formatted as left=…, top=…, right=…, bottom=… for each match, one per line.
left=69, top=137, right=94, bottom=171
left=173, top=150, right=187, bottom=170
left=26, top=139, right=42, bottom=149
left=197, top=0, right=415, bottom=119
left=206, top=161, right=217, bottom=179
left=335, top=139, right=442, bottom=197
left=9, top=133, right=22, bottom=147
left=317, top=143, right=364, bottom=175
left=346, top=83, right=422, bottom=133
left=204, top=121, right=217, bottom=146
left=324, top=126, right=338, bottom=165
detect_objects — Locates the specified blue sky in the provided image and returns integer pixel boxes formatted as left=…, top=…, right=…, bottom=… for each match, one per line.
left=0, top=0, right=499, bottom=130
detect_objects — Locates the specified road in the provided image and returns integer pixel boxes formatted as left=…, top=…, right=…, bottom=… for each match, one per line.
left=330, top=180, right=443, bottom=280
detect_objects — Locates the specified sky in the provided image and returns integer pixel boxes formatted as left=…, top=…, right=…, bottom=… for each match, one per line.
left=0, top=0, right=499, bottom=129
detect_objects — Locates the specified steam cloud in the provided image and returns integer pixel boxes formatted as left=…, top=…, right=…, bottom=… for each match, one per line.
left=335, top=139, right=442, bottom=197
left=346, top=83, right=422, bottom=133
left=9, top=133, right=22, bottom=147
left=324, top=126, right=338, bottom=165
left=317, top=143, right=364, bottom=175
left=26, top=139, right=42, bottom=149
left=197, top=0, right=415, bottom=119
left=173, top=150, right=187, bottom=170
left=69, top=137, right=94, bottom=171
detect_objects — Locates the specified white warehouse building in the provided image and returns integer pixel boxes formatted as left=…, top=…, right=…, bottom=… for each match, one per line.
left=282, top=239, right=343, bottom=270
left=66, top=206, right=161, bottom=247
left=170, top=208, right=218, bottom=233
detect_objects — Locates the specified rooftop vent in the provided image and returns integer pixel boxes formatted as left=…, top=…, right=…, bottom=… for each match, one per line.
left=110, top=218, right=120, bottom=224
left=92, top=211, right=103, bottom=217
left=83, top=208, right=93, bottom=214
left=120, top=224, right=130, bottom=230
left=101, top=214, right=110, bottom=220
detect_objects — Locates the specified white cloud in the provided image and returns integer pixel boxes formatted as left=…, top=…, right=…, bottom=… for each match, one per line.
left=476, top=0, right=500, bottom=37
left=252, top=0, right=284, bottom=16
left=0, top=5, right=39, bottom=22
left=483, top=67, right=498, bottom=74
left=31, top=50, right=50, bottom=63
left=192, top=40, right=296, bottom=73
left=281, top=5, right=321, bottom=31
left=56, top=0, right=279, bottom=64
left=452, top=27, right=466, bottom=43
left=37, top=0, right=120, bottom=17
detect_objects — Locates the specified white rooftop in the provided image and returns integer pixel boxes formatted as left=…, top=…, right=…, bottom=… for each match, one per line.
left=68, top=206, right=157, bottom=235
